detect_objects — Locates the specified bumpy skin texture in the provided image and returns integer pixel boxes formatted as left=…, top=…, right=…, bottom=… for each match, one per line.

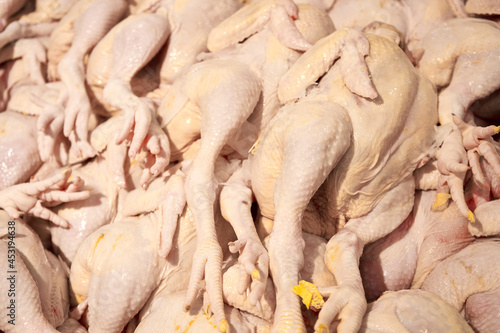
left=247, top=31, right=438, bottom=333
left=0, top=111, right=41, bottom=190
left=158, top=0, right=243, bottom=85
left=0, top=242, right=59, bottom=333
left=421, top=238, right=500, bottom=314
left=70, top=212, right=166, bottom=333
left=136, top=290, right=272, bottom=333
left=359, top=290, right=474, bottom=333
left=465, top=288, right=500, bottom=333
left=49, top=152, right=123, bottom=264
left=158, top=58, right=262, bottom=331
left=417, top=18, right=500, bottom=219
left=57, top=0, right=128, bottom=161
left=99, top=10, right=171, bottom=187
left=359, top=190, right=475, bottom=300
left=0, top=213, right=69, bottom=332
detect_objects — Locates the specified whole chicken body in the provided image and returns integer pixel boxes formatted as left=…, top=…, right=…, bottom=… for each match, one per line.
left=0, top=0, right=499, bottom=333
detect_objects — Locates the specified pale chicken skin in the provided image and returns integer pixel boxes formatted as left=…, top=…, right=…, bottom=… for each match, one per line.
left=359, top=290, right=474, bottom=333
left=0, top=111, right=41, bottom=189
left=421, top=237, right=500, bottom=332
left=360, top=190, right=474, bottom=301
left=0, top=213, right=69, bottom=333
left=239, top=29, right=438, bottom=332
left=69, top=212, right=168, bottom=333
left=156, top=5, right=341, bottom=329
left=417, top=18, right=500, bottom=220
left=87, top=0, right=242, bottom=187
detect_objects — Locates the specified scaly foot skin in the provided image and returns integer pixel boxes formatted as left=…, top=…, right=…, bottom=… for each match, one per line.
left=106, top=80, right=170, bottom=188
left=228, top=238, right=269, bottom=306
left=137, top=120, right=171, bottom=189
left=314, top=282, right=367, bottom=333
left=0, top=169, right=90, bottom=228
left=434, top=115, right=500, bottom=222
left=454, top=115, right=500, bottom=188
left=32, top=94, right=66, bottom=163
left=158, top=173, right=186, bottom=258
left=434, top=127, right=473, bottom=221
left=0, top=38, right=47, bottom=85
left=184, top=236, right=226, bottom=332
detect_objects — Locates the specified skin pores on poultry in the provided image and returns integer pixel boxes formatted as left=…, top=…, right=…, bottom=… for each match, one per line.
left=69, top=212, right=166, bottom=333
left=465, top=288, right=500, bottom=333
left=0, top=242, right=58, bottom=333
left=158, top=3, right=335, bottom=161
left=86, top=11, right=168, bottom=116
left=359, top=190, right=474, bottom=301
left=249, top=30, right=437, bottom=332
left=46, top=0, right=95, bottom=81
left=57, top=0, right=129, bottom=160
left=0, top=111, right=41, bottom=189
left=157, top=0, right=243, bottom=86
left=421, top=237, right=500, bottom=331
left=327, top=0, right=408, bottom=36
left=49, top=139, right=125, bottom=263
left=0, top=214, right=68, bottom=333
left=416, top=18, right=500, bottom=219
left=359, top=290, right=474, bottom=333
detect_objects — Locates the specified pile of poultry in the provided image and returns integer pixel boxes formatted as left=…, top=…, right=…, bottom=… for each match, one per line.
left=1, top=0, right=500, bottom=332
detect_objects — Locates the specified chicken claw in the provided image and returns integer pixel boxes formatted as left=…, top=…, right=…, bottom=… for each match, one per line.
left=454, top=115, right=500, bottom=187
left=138, top=120, right=171, bottom=188
left=0, top=169, right=90, bottom=227
left=33, top=94, right=65, bottom=162
left=228, top=238, right=269, bottom=306
left=435, top=127, right=473, bottom=221
left=314, top=282, right=366, bottom=333
left=158, top=174, right=186, bottom=258
left=184, top=237, right=226, bottom=332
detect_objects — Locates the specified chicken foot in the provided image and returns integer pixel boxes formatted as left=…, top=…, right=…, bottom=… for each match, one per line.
left=180, top=60, right=262, bottom=333
left=220, top=160, right=268, bottom=306
left=250, top=100, right=352, bottom=332
left=58, top=0, right=128, bottom=160
left=0, top=169, right=90, bottom=228
left=318, top=176, right=415, bottom=333
left=102, top=10, right=171, bottom=187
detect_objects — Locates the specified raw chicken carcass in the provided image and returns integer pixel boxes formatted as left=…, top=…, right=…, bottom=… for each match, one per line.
left=0, top=111, right=41, bottom=189
left=417, top=18, right=500, bottom=219
left=237, top=27, right=438, bottom=332
left=421, top=237, right=500, bottom=332
left=359, top=290, right=474, bottom=333
left=0, top=0, right=79, bottom=56
left=69, top=211, right=168, bottom=333
left=46, top=119, right=131, bottom=263
left=87, top=0, right=243, bottom=186
left=360, top=190, right=474, bottom=301
left=156, top=4, right=351, bottom=328
left=0, top=213, right=69, bottom=332
left=56, top=0, right=128, bottom=160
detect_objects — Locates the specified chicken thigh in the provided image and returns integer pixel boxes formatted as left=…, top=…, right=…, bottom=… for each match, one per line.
left=0, top=111, right=40, bottom=189
left=243, top=28, right=437, bottom=332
